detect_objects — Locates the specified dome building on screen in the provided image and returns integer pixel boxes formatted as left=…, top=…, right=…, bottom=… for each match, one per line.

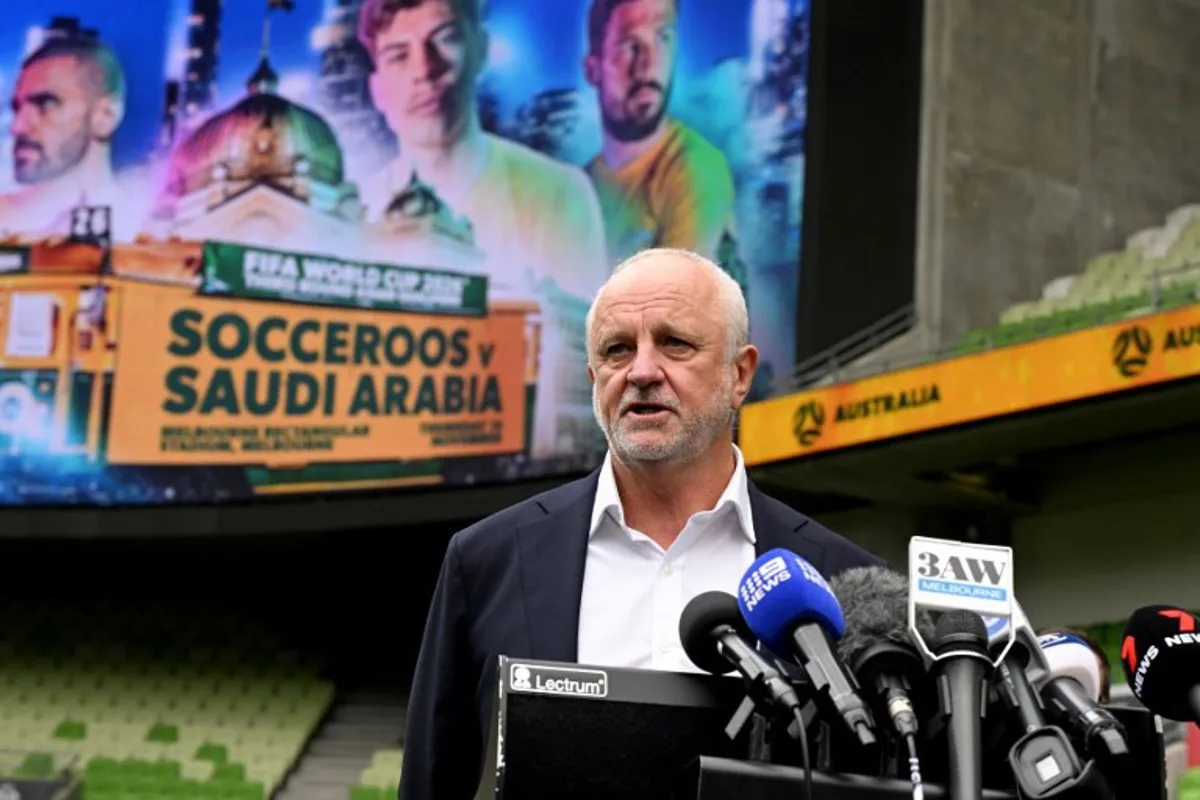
left=148, top=56, right=481, bottom=270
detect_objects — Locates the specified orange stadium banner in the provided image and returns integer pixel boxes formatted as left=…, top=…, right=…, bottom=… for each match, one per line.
left=106, top=279, right=527, bottom=466
left=739, top=305, right=1200, bottom=466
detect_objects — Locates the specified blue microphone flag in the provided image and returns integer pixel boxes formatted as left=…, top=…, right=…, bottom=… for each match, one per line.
left=736, top=548, right=845, bottom=654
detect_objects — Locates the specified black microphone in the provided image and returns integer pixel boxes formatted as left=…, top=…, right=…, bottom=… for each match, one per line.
left=1119, top=604, right=1200, bottom=724
left=930, top=609, right=991, bottom=800
left=1041, top=678, right=1127, bottom=760
left=994, top=641, right=1048, bottom=733
left=679, top=590, right=803, bottom=715
left=830, top=566, right=932, bottom=799
left=829, top=566, right=934, bottom=740
left=1037, top=632, right=1129, bottom=761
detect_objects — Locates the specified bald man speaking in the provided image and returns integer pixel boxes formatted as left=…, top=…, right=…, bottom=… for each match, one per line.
left=399, top=248, right=884, bottom=800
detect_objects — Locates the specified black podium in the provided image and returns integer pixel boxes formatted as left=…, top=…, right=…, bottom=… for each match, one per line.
left=678, top=756, right=1019, bottom=799
left=474, top=657, right=1165, bottom=800
left=475, top=657, right=746, bottom=800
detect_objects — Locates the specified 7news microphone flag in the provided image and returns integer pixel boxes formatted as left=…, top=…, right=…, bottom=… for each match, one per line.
left=1120, top=605, right=1200, bottom=725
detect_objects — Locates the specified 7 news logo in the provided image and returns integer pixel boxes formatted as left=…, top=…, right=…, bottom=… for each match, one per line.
left=1121, top=608, right=1198, bottom=684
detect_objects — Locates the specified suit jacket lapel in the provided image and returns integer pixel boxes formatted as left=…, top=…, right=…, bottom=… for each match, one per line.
left=748, top=482, right=826, bottom=568
left=516, top=471, right=598, bottom=663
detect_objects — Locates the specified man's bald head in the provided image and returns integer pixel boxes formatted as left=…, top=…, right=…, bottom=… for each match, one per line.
left=586, top=248, right=749, bottom=363
left=585, top=248, right=758, bottom=467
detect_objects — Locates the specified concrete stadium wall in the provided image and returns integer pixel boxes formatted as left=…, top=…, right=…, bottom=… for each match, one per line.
left=879, top=0, right=1200, bottom=359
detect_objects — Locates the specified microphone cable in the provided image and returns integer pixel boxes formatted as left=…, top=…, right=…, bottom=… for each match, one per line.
left=902, top=731, right=924, bottom=800
left=788, top=707, right=923, bottom=800
left=791, top=706, right=814, bottom=800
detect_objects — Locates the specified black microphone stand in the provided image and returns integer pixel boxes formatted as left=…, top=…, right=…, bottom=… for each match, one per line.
left=723, top=688, right=818, bottom=764
left=723, top=693, right=773, bottom=762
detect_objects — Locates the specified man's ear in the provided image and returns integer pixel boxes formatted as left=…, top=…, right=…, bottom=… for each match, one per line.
left=90, top=95, right=123, bottom=141
left=730, top=344, right=759, bottom=409
left=583, top=53, right=600, bottom=88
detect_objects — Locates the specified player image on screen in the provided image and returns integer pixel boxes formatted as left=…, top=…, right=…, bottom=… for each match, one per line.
left=0, top=33, right=136, bottom=241
left=356, top=0, right=609, bottom=300
left=583, top=0, right=736, bottom=262
left=0, top=0, right=809, bottom=505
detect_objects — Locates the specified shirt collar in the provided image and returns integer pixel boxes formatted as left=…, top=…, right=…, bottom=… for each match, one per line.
left=588, top=445, right=756, bottom=544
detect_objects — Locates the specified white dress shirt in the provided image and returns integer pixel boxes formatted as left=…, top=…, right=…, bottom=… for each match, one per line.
left=576, top=446, right=757, bottom=673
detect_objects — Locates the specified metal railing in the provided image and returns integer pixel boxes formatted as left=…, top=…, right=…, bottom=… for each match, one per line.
left=775, top=303, right=917, bottom=393
left=773, top=262, right=1200, bottom=395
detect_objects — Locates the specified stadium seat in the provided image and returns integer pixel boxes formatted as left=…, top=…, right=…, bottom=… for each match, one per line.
left=0, top=603, right=334, bottom=797
left=948, top=203, right=1200, bottom=359
left=351, top=747, right=404, bottom=799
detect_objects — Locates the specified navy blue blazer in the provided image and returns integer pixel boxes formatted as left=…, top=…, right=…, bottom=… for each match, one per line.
left=397, top=469, right=885, bottom=800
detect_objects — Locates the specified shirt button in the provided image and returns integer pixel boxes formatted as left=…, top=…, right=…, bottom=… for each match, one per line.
left=662, top=564, right=673, bottom=576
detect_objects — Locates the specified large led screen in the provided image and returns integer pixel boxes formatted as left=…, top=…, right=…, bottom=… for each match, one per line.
left=0, top=0, right=809, bottom=504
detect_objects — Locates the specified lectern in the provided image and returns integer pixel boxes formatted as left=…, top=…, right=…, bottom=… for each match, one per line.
left=473, top=657, right=1164, bottom=800
left=474, top=657, right=747, bottom=799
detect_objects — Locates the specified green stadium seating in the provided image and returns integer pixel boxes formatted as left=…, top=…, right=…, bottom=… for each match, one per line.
left=953, top=205, right=1200, bottom=357
left=0, top=602, right=335, bottom=798
left=350, top=747, right=403, bottom=799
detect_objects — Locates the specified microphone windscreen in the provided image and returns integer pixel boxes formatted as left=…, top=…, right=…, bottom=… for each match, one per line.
left=679, top=591, right=749, bottom=675
left=1120, top=604, right=1200, bottom=722
left=1038, top=631, right=1104, bottom=702
left=829, top=565, right=934, bottom=667
left=737, top=548, right=844, bottom=655
left=932, top=608, right=988, bottom=658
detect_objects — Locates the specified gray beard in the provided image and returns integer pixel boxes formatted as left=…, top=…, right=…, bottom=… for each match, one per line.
left=594, top=375, right=734, bottom=466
